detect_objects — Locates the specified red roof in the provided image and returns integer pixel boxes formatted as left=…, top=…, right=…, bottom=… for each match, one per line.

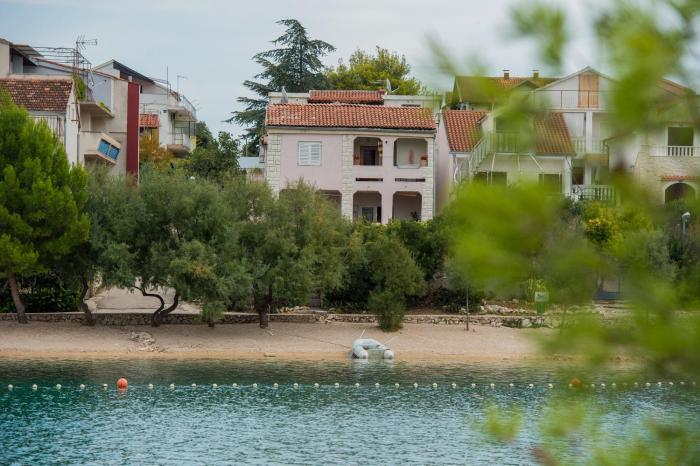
left=442, top=110, right=573, bottom=155
left=0, top=77, right=72, bottom=112
left=534, top=113, right=574, bottom=155
left=266, top=103, right=435, bottom=130
left=443, top=110, right=486, bottom=152
left=661, top=175, right=699, bottom=181
left=308, top=90, right=384, bottom=104
left=139, top=113, right=159, bottom=128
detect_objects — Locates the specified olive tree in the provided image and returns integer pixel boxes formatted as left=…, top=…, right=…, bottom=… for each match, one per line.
left=236, top=181, right=348, bottom=328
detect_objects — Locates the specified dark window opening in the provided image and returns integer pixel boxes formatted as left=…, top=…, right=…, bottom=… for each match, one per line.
left=539, top=173, right=562, bottom=193
left=474, top=171, right=507, bottom=186
left=668, top=127, right=694, bottom=146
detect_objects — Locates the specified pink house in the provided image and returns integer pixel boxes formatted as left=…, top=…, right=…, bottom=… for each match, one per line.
left=261, top=90, right=438, bottom=223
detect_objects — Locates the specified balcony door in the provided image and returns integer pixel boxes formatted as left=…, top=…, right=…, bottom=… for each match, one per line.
left=360, top=146, right=379, bottom=166
left=578, top=73, right=599, bottom=109
left=667, top=127, right=694, bottom=156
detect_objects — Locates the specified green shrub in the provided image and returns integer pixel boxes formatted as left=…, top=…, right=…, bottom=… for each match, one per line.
left=0, top=273, right=81, bottom=313
left=368, top=290, right=404, bottom=331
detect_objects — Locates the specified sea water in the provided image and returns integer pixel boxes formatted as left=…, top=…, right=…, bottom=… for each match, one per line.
left=1, top=359, right=698, bottom=465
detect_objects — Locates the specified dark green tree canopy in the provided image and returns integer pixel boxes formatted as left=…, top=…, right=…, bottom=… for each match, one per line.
left=228, top=19, right=335, bottom=152
left=0, top=95, right=89, bottom=323
left=186, top=130, right=241, bottom=183
left=327, top=47, right=423, bottom=95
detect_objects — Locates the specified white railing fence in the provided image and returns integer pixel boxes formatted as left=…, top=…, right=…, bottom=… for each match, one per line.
left=571, top=184, right=616, bottom=202
left=572, top=137, right=607, bottom=154
left=645, top=145, right=699, bottom=157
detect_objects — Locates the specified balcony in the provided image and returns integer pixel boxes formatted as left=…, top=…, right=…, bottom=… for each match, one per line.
left=572, top=138, right=607, bottom=155
left=167, top=132, right=194, bottom=156
left=534, top=90, right=608, bottom=110
left=31, top=115, right=64, bottom=141
left=571, top=184, right=616, bottom=203
left=645, top=145, right=700, bottom=157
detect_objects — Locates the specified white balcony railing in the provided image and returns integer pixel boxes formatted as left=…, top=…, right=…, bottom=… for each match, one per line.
left=571, top=184, right=616, bottom=202
left=31, top=115, right=64, bottom=141
left=645, top=145, right=700, bottom=157
left=572, top=138, right=607, bottom=154
left=534, top=90, right=608, bottom=110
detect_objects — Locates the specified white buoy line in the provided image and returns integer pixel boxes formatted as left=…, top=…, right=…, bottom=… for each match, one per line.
left=4, top=381, right=697, bottom=391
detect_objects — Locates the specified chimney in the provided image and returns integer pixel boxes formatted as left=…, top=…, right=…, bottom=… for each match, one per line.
left=532, top=69, right=540, bottom=78
left=503, top=70, right=510, bottom=79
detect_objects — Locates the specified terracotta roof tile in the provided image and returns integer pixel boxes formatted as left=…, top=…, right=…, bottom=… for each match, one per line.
left=308, top=90, right=384, bottom=104
left=534, top=112, right=575, bottom=155
left=0, top=77, right=72, bottom=112
left=139, top=113, right=159, bottom=128
left=442, top=110, right=573, bottom=155
left=443, top=110, right=486, bottom=152
left=266, top=103, right=435, bottom=130
left=661, top=175, right=699, bottom=181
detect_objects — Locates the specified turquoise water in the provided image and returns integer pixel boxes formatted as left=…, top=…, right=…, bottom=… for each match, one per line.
left=1, top=359, right=698, bottom=465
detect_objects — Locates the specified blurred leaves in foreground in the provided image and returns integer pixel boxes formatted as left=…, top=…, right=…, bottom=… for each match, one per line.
left=438, top=0, right=700, bottom=461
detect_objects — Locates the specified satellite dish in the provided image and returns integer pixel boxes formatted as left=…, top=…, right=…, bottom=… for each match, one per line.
left=281, top=86, right=288, bottom=104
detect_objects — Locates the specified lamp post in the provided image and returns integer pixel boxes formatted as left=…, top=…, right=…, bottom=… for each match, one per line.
left=682, top=212, right=691, bottom=247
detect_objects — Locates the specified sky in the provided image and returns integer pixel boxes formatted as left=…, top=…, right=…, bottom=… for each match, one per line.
left=0, top=0, right=603, bottom=135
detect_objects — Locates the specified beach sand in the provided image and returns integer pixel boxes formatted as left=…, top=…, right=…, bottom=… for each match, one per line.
left=0, top=321, right=549, bottom=362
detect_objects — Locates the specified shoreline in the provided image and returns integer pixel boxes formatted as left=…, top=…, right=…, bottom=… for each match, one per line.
left=0, top=320, right=550, bottom=363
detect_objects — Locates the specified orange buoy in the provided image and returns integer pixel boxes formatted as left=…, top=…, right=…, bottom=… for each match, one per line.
left=570, top=377, right=582, bottom=388
left=117, top=378, right=128, bottom=389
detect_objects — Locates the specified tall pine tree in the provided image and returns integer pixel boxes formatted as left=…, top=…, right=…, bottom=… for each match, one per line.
left=228, top=19, right=335, bottom=154
left=0, top=94, right=89, bottom=323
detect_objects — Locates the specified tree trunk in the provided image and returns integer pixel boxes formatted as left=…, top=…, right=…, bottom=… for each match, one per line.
left=80, top=277, right=96, bottom=326
left=7, top=272, right=27, bottom=324
left=152, top=291, right=179, bottom=327
left=255, top=285, right=273, bottom=329
left=135, top=286, right=165, bottom=324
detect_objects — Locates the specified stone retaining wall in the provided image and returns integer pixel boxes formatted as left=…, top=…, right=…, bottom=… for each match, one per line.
left=0, top=312, right=555, bottom=328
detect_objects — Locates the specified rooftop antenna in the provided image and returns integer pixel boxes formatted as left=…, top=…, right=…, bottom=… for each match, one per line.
left=281, top=86, right=288, bottom=103
left=176, top=75, right=188, bottom=95
left=75, top=35, right=97, bottom=86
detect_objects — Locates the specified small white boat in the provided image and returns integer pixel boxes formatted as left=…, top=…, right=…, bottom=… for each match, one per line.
left=351, top=338, right=394, bottom=360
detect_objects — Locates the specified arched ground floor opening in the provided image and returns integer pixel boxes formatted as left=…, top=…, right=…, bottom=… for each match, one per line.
left=353, top=191, right=382, bottom=223
left=665, top=182, right=696, bottom=204
left=393, top=192, right=422, bottom=221
left=320, top=190, right=342, bottom=212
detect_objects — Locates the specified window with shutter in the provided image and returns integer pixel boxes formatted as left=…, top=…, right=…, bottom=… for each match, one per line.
left=298, top=142, right=322, bottom=166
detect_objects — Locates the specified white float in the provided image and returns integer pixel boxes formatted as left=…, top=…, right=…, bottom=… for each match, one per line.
left=7, top=384, right=12, bottom=390
left=80, top=384, right=85, bottom=390
left=32, top=384, right=38, bottom=390
left=56, top=384, right=61, bottom=390
left=169, top=384, right=175, bottom=389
